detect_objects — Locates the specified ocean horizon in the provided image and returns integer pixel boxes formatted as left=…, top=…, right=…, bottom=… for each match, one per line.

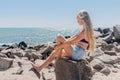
left=0, top=27, right=80, bottom=45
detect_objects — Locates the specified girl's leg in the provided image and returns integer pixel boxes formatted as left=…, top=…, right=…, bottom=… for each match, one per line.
left=61, top=45, right=73, bottom=57
left=31, top=47, right=63, bottom=72
left=55, top=35, right=73, bottom=57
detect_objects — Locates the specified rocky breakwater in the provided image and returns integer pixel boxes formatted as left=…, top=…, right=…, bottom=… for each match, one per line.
left=0, top=25, right=120, bottom=80
left=92, top=25, right=120, bottom=80
left=0, top=41, right=55, bottom=80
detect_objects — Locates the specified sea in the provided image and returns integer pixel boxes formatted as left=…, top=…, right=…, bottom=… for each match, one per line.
left=0, top=27, right=80, bottom=45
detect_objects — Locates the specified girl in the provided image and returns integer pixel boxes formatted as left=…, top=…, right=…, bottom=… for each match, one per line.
left=31, top=10, right=95, bottom=72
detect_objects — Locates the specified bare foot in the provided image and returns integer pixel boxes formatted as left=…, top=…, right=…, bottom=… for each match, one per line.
left=31, top=62, right=42, bottom=72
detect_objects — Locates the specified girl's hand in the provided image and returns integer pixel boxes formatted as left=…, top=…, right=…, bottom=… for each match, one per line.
left=54, top=42, right=63, bottom=49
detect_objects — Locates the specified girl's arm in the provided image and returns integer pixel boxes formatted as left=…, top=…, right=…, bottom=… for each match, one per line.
left=55, top=31, right=85, bottom=50
left=65, top=30, right=85, bottom=44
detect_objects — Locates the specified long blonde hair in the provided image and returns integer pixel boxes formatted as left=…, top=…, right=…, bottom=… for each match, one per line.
left=77, top=10, right=95, bottom=54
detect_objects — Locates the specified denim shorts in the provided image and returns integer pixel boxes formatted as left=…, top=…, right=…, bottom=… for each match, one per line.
left=72, top=44, right=85, bottom=60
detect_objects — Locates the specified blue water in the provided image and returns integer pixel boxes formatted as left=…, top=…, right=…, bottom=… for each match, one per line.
left=0, top=27, right=79, bottom=44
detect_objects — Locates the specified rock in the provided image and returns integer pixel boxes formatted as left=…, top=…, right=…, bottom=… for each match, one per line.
left=1, top=44, right=10, bottom=49
left=104, top=51, right=117, bottom=56
left=0, top=53, right=7, bottom=58
left=6, top=52, right=15, bottom=58
left=113, top=42, right=119, bottom=46
left=100, top=67, right=111, bottom=75
left=97, top=54, right=120, bottom=64
left=1, top=49, right=11, bottom=53
left=0, top=61, right=41, bottom=80
left=85, top=56, right=94, bottom=62
left=101, top=44, right=114, bottom=51
left=113, top=63, right=120, bottom=69
left=55, top=58, right=93, bottom=80
left=103, top=32, right=114, bottom=43
left=113, top=25, right=120, bottom=42
left=0, top=44, right=11, bottom=51
left=18, top=41, right=27, bottom=50
left=39, top=43, right=54, bottom=60
left=94, top=31, right=102, bottom=39
left=2, top=48, right=26, bottom=58
left=101, top=44, right=118, bottom=52
left=0, top=75, right=40, bottom=80
left=42, top=68, right=55, bottom=80
left=0, top=46, right=6, bottom=51
left=12, top=60, right=23, bottom=68
left=12, top=58, right=41, bottom=79
left=116, top=45, right=120, bottom=52
left=0, top=57, right=13, bottom=70
left=95, top=38, right=107, bottom=48
left=21, top=62, right=41, bottom=80
left=24, top=50, right=42, bottom=61
left=11, top=43, right=19, bottom=48
left=90, top=59, right=105, bottom=71
left=27, top=46, right=34, bottom=49
left=102, top=28, right=111, bottom=35
left=12, top=68, right=23, bottom=75
left=94, top=48, right=104, bottom=57
left=95, top=28, right=112, bottom=38
left=112, top=68, right=118, bottom=73
left=6, top=43, right=19, bottom=49
left=34, top=44, right=45, bottom=51
left=35, top=59, right=45, bottom=65
left=96, top=27, right=103, bottom=33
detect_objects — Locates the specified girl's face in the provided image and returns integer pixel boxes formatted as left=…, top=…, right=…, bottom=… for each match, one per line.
left=77, top=16, right=83, bottom=25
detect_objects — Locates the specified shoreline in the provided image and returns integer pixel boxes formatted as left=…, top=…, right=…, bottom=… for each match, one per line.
left=0, top=41, right=54, bottom=47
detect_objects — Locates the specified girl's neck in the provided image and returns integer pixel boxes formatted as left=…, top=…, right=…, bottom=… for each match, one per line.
left=82, top=25, right=87, bottom=39
left=82, top=25, right=86, bottom=32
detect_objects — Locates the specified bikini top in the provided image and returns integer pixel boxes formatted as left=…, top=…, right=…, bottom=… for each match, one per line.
left=80, top=39, right=89, bottom=49
left=80, top=39, right=89, bottom=44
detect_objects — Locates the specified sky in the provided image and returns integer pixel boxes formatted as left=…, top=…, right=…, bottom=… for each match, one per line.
left=0, top=0, right=120, bottom=29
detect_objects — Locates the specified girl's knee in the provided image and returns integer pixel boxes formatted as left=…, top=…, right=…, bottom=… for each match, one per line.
left=56, top=35, right=66, bottom=43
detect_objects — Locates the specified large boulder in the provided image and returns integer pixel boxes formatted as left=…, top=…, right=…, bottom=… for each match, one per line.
left=96, top=54, right=120, bottom=64
left=113, top=25, right=120, bottom=42
left=55, top=58, right=93, bottom=80
left=104, top=51, right=117, bottom=56
left=38, top=43, right=54, bottom=60
left=102, top=28, right=111, bottom=35
left=95, top=28, right=111, bottom=37
left=0, top=59, right=41, bottom=80
left=1, top=48, right=25, bottom=58
left=100, top=67, right=111, bottom=75
left=103, top=32, right=114, bottom=43
left=18, top=41, right=27, bottom=50
left=90, top=59, right=105, bottom=71
left=0, top=57, right=13, bottom=70
left=101, top=44, right=118, bottom=52
left=24, top=50, right=42, bottom=61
